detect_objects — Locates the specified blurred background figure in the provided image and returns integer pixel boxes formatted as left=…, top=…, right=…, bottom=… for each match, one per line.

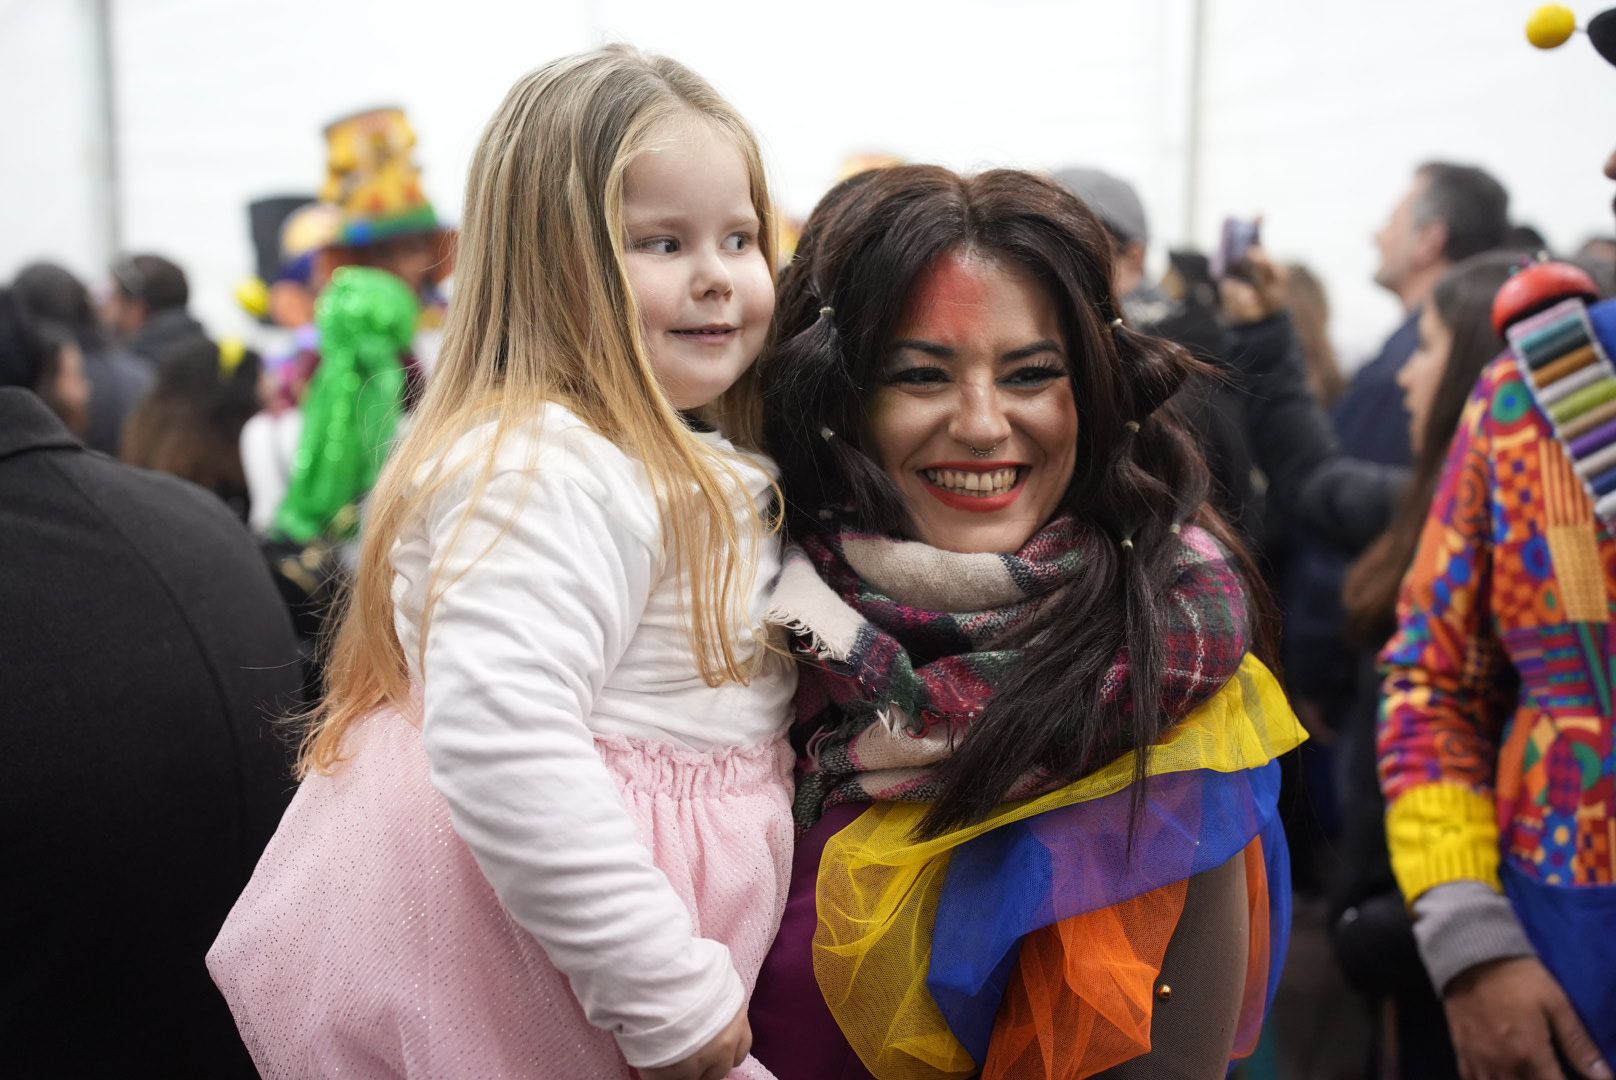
left=0, top=287, right=91, bottom=438
left=1054, top=164, right=1261, bottom=537
left=1503, top=222, right=1551, bottom=253
left=1577, top=234, right=1616, bottom=295
left=1285, top=263, right=1347, bottom=410
left=1354, top=163, right=1509, bottom=469
left=241, top=106, right=449, bottom=546
left=0, top=288, right=303, bottom=1077
left=121, top=337, right=263, bottom=523
left=104, top=252, right=210, bottom=365
left=12, top=261, right=152, bottom=455
left=1278, top=161, right=1509, bottom=795
left=1053, top=165, right=1170, bottom=323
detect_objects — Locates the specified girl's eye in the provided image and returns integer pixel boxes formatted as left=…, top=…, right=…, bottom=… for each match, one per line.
left=637, top=237, right=679, bottom=254
left=1003, top=365, right=1067, bottom=387
left=724, top=232, right=754, bottom=252
left=885, top=366, right=949, bottom=387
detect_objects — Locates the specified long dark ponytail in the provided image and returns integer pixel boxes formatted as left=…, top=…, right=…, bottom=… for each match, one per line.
left=762, top=166, right=1276, bottom=835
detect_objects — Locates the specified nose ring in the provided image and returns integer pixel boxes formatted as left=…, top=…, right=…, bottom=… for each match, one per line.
left=969, top=442, right=1001, bottom=458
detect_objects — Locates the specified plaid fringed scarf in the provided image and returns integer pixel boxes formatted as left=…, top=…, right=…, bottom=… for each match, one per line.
left=765, top=517, right=1252, bottom=829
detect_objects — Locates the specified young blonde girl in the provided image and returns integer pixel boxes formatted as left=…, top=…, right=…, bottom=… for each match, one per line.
left=208, top=48, right=794, bottom=1079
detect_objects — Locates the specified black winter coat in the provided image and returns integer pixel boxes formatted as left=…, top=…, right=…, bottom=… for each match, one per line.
left=0, top=388, right=303, bottom=1077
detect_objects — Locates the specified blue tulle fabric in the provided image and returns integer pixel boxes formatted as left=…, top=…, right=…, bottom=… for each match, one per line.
left=926, top=761, right=1290, bottom=1063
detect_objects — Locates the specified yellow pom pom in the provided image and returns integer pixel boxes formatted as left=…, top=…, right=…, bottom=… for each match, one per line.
left=217, top=336, right=247, bottom=378
left=1527, top=4, right=1577, bottom=49
left=236, top=277, right=270, bottom=319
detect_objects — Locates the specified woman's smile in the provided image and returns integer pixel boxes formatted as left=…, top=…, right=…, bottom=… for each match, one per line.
left=918, top=463, right=1028, bottom=511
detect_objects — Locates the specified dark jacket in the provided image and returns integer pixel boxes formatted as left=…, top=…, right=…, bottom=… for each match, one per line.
left=0, top=389, right=302, bottom=1076
left=124, top=307, right=209, bottom=366
left=1133, top=289, right=1265, bottom=537
left=82, top=344, right=153, bottom=455
left=1226, top=312, right=1409, bottom=552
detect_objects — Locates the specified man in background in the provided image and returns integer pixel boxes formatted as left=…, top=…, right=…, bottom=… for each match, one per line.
left=1286, top=162, right=1508, bottom=712
left=105, top=252, right=210, bottom=365
left=1342, top=162, right=1510, bottom=465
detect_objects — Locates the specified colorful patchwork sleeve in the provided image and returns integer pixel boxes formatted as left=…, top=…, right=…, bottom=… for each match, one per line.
left=1378, top=361, right=1519, bottom=903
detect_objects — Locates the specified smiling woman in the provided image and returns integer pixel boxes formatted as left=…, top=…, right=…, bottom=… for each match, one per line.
left=868, top=250, right=1078, bottom=554
left=750, top=165, right=1305, bottom=1079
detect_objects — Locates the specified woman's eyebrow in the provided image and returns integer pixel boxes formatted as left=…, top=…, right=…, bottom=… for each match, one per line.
left=890, top=339, right=955, bottom=359
left=1002, top=339, right=1063, bottom=362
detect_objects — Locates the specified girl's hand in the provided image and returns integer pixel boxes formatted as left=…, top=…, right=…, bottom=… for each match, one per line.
left=1443, top=957, right=1611, bottom=1080
left=638, top=1008, right=752, bottom=1080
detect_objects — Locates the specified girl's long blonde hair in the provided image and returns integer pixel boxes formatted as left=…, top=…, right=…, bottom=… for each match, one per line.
left=299, top=46, right=778, bottom=775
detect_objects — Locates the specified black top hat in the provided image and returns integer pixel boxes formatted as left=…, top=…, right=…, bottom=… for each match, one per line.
left=1591, top=8, right=1616, bottom=66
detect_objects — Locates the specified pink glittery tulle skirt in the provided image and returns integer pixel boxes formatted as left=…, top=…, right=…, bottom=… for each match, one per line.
left=207, top=710, right=792, bottom=1078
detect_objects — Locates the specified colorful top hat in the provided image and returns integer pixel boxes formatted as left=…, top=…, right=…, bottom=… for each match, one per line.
left=320, top=107, right=441, bottom=247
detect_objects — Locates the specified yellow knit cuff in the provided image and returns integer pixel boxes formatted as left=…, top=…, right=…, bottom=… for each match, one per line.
left=1386, top=782, right=1501, bottom=903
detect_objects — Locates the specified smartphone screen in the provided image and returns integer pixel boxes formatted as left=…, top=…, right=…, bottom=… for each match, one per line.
left=1213, top=217, right=1261, bottom=279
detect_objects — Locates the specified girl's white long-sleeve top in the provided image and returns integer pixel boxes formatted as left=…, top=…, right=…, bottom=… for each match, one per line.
left=388, top=404, right=795, bottom=1068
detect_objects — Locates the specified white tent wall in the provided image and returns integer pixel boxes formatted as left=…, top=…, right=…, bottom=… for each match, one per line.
left=1195, top=0, right=1616, bottom=362
left=1, top=0, right=1611, bottom=368
left=1, top=0, right=111, bottom=293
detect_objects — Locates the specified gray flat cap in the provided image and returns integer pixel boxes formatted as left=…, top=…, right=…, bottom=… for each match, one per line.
left=1052, top=166, right=1149, bottom=246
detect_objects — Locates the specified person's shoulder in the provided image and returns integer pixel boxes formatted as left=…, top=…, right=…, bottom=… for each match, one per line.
left=81, top=453, right=257, bottom=547
left=443, top=403, right=645, bottom=485
left=1471, top=351, right=1536, bottom=421
left=1588, top=295, right=1616, bottom=353
left=1175, top=523, right=1227, bottom=562
left=1481, top=350, right=1525, bottom=391
left=45, top=451, right=276, bottom=600
left=433, top=403, right=661, bottom=543
left=95, top=345, right=156, bottom=385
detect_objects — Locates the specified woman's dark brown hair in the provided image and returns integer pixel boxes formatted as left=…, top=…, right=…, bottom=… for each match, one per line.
left=762, top=165, right=1276, bottom=835
left=121, top=339, right=263, bottom=521
left=1342, top=252, right=1520, bottom=645
left=1285, top=263, right=1347, bottom=409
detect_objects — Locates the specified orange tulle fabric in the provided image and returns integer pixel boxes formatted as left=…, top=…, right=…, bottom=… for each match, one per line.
left=981, top=838, right=1271, bottom=1079
left=1233, top=838, right=1272, bottom=1061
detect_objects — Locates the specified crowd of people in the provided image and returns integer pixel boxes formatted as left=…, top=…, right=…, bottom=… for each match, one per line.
left=5, top=11, right=1616, bottom=1080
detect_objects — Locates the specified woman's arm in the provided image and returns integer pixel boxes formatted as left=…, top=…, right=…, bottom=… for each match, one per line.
left=418, top=464, right=743, bottom=1071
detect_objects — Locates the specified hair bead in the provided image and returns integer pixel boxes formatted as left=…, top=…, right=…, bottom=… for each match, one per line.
left=820, top=426, right=836, bottom=442
left=1110, top=317, right=1124, bottom=329
left=1124, top=420, right=1141, bottom=433
left=1120, top=537, right=1135, bottom=550
left=819, top=305, right=835, bottom=318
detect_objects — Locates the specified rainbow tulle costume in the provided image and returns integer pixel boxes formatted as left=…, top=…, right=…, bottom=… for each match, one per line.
left=804, top=655, right=1304, bottom=1078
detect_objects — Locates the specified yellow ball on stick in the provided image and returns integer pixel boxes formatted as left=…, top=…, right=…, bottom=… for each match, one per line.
left=1527, top=4, right=1578, bottom=49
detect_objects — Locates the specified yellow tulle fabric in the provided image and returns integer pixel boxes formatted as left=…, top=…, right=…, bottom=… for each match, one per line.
left=811, top=654, right=1305, bottom=1079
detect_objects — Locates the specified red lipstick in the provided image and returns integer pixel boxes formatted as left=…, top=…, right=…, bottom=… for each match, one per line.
left=918, top=463, right=1028, bottom=513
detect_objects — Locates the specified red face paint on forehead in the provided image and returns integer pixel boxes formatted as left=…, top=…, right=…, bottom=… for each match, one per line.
left=901, top=249, right=993, bottom=341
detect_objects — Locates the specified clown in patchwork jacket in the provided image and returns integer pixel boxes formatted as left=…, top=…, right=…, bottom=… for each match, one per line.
left=1377, top=7, right=1616, bottom=1074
